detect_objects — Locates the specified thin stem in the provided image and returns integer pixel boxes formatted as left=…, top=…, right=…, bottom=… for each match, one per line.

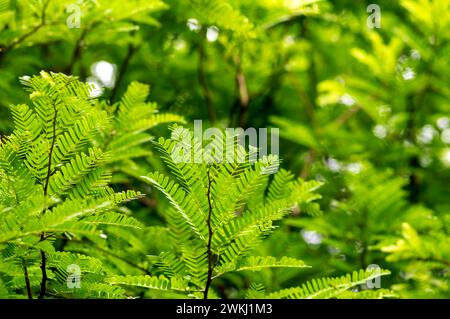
left=235, top=52, right=249, bottom=128
left=43, top=103, right=58, bottom=196
left=23, top=263, right=33, bottom=299
left=198, top=39, right=216, bottom=125
left=359, top=208, right=369, bottom=269
left=288, top=74, right=314, bottom=121
left=0, top=0, right=50, bottom=65
left=203, top=168, right=214, bottom=299
left=64, top=28, right=89, bottom=74
left=405, top=88, right=425, bottom=203
left=237, top=53, right=286, bottom=128
left=38, top=246, right=47, bottom=299
left=39, top=100, right=58, bottom=299
left=404, top=38, right=437, bottom=203
left=333, top=105, right=361, bottom=127
left=300, top=150, right=316, bottom=180
left=298, top=16, right=319, bottom=179
left=110, top=44, right=137, bottom=103
left=89, top=241, right=151, bottom=275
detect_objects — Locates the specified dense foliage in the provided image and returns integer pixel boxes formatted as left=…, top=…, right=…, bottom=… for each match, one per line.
left=0, top=0, right=448, bottom=299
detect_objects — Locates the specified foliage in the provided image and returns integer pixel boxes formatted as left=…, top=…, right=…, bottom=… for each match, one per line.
left=0, top=0, right=449, bottom=299
left=0, top=72, right=182, bottom=298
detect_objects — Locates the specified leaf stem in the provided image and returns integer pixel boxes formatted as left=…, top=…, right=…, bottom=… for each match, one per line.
left=23, top=262, right=33, bottom=299
left=39, top=100, right=58, bottom=299
left=198, top=38, right=216, bottom=125
left=110, top=44, right=138, bottom=103
left=64, top=27, right=89, bottom=74
left=235, top=51, right=249, bottom=128
left=38, top=246, right=47, bottom=299
left=87, top=240, right=152, bottom=275
left=204, top=167, right=214, bottom=299
left=43, top=103, right=58, bottom=196
left=0, top=0, right=50, bottom=65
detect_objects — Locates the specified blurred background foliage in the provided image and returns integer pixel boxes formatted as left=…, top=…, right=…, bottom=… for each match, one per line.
left=0, top=0, right=449, bottom=298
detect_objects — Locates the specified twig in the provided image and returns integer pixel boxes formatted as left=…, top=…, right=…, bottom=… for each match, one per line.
left=288, top=74, right=315, bottom=121
left=359, top=209, right=369, bottom=269
left=23, top=263, right=33, bottom=299
left=235, top=52, right=249, bottom=128
left=406, top=92, right=421, bottom=203
left=43, top=103, right=58, bottom=196
left=38, top=247, right=47, bottom=299
left=0, top=0, right=50, bottom=65
left=87, top=241, right=151, bottom=275
left=39, top=100, right=58, bottom=299
left=64, top=28, right=89, bottom=74
left=239, top=53, right=287, bottom=126
left=203, top=167, right=214, bottom=299
left=289, top=72, right=321, bottom=179
left=198, top=40, right=216, bottom=125
left=110, top=44, right=137, bottom=103
left=333, top=105, right=361, bottom=127
left=298, top=16, right=318, bottom=179
left=300, top=150, right=316, bottom=179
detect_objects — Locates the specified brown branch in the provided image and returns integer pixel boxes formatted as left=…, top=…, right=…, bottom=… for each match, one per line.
left=85, top=240, right=152, bottom=275
left=38, top=246, right=47, bottom=299
left=233, top=50, right=287, bottom=129
left=39, top=100, right=58, bottom=299
left=0, top=0, right=50, bottom=65
left=110, top=44, right=137, bottom=103
left=235, top=52, right=249, bottom=128
left=5, top=24, right=43, bottom=51
left=404, top=36, right=438, bottom=203
left=288, top=74, right=315, bottom=121
left=300, top=149, right=316, bottom=179
left=298, top=16, right=319, bottom=179
left=64, top=28, right=89, bottom=74
left=203, top=168, right=214, bottom=299
left=289, top=73, right=320, bottom=179
left=333, top=105, right=361, bottom=128
left=43, top=103, right=58, bottom=196
left=23, top=263, right=33, bottom=299
left=198, top=40, right=216, bottom=125
left=358, top=209, right=369, bottom=269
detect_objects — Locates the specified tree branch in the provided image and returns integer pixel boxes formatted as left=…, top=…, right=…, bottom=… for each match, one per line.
left=43, top=103, right=58, bottom=196
left=0, top=0, right=50, bottom=65
left=198, top=40, right=216, bottom=125
left=39, top=100, right=58, bottom=299
left=23, top=262, right=33, bottom=299
left=38, top=247, right=47, bottom=299
left=64, top=28, right=89, bottom=74
left=235, top=52, right=249, bottom=128
left=110, top=44, right=137, bottom=103
left=298, top=17, right=318, bottom=179
left=204, top=167, right=214, bottom=299
left=333, top=105, right=361, bottom=127
left=84, top=240, right=152, bottom=275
